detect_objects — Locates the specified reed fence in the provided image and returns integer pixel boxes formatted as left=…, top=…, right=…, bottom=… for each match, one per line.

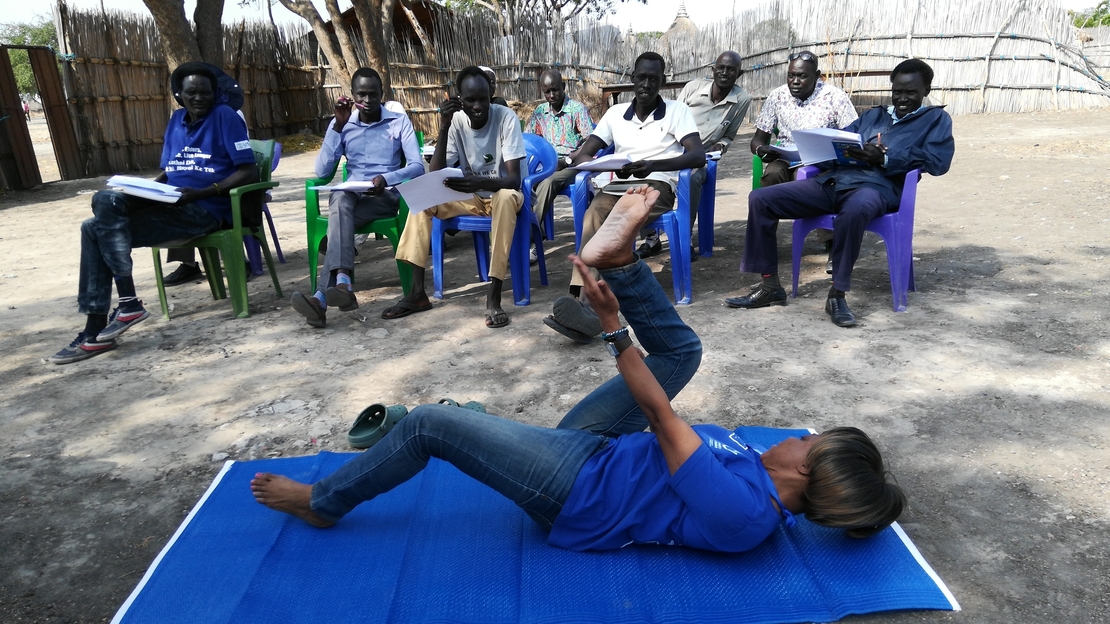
left=51, top=0, right=1108, bottom=177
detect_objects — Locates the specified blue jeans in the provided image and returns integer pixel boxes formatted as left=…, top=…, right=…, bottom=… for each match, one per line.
left=78, top=191, right=220, bottom=314
left=310, top=259, right=703, bottom=527
left=557, top=259, right=703, bottom=435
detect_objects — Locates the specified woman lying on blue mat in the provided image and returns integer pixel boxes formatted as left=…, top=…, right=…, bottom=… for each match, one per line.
left=252, top=186, right=906, bottom=552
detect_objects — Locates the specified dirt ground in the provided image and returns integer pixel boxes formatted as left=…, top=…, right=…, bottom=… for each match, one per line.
left=25, top=117, right=61, bottom=184
left=1, top=108, right=1108, bottom=623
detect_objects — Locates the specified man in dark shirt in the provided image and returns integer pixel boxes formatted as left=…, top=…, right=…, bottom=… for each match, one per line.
left=725, top=59, right=954, bottom=327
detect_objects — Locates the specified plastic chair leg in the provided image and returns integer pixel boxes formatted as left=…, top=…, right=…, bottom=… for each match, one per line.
left=152, top=248, right=171, bottom=320
left=256, top=231, right=284, bottom=299
left=472, top=232, right=491, bottom=283
left=660, top=216, right=690, bottom=305
left=199, top=247, right=226, bottom=300
left=220, top=241, right=251, bottom=318
left=244, top=235, right=264, bottom=276
left=698, top=162, right=716, bottom=257
left=790, top=221, right=811, bottom=298
left=263, top=205, right=285, bottom=263
left=432, top=220, right=446, bottom=300
left=509, top=216, right=530, bottom=306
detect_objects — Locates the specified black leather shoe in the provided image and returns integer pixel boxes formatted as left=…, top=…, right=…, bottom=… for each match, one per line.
left=163, top=262, right=203, bottom=286
left=636, top=234, right=662, bottom=258
left=724, top=285, right=787, bottom=309
left=825, top=297, right=858, bottom=327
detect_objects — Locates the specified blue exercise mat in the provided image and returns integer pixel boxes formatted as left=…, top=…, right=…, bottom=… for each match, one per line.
left=112, top=427, right=958, bottom=624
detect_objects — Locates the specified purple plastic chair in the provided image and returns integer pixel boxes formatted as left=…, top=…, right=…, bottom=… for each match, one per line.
left=430, top=133, right=554, bottom=306
left=790, top=167, right=922, bottom=311
left=568, top=147, right=713, bottom=305
left=245, top=142, right=286, bottom=276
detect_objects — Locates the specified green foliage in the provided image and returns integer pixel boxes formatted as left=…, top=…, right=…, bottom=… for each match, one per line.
left=0, top=16, right=59, bottom=101
left=1071, top=1, right=1110, bottom=28
left=634, top=31, right=664, bottom=43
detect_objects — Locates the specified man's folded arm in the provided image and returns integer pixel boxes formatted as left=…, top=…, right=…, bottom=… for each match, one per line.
left=383, top=116, right=425, bottom=185
left=883, top=114, right=955, bottom=178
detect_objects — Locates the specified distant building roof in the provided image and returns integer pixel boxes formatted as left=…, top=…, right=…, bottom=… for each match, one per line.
left=664, top=2, right=697, bottom=38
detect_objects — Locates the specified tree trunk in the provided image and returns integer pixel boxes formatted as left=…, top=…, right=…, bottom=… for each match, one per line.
left=322, top=0, right=362, bottom=85
left=141, top=0, right=203, bottom=72
left=350, top=0, right=395, bottom=100
left=276, top=0, right=352, bottom=87
left=193, top=0, right=226, bottom=67
left=399, top=0, right=435, bottom=61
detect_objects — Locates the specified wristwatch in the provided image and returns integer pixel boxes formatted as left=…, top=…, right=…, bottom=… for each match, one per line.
left=563, top=155, right=573, bottom=166
left=601, top=327, right=634, bottom=357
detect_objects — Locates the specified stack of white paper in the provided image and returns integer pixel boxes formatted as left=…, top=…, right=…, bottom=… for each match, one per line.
left=572, top=153, right=633, bottom=172
left=106, top=176, right=182, bottom=203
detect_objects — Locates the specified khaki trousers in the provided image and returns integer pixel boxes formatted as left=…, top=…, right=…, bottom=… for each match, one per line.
left=395, top=189, right=524, bottom=281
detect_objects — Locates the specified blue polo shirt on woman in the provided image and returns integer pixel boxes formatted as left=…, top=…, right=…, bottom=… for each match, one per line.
left=160, top=103, right=256, bottom=224
left=549, top=425, right=791, bottom=552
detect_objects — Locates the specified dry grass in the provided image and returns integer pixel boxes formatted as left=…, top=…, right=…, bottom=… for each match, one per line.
left=279, top=132, right=324, bottom=156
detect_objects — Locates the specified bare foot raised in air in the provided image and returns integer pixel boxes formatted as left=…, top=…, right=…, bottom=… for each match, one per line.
left=250, top=472, right=336, bottom=528
left=580, top=185, right=659, bottom=270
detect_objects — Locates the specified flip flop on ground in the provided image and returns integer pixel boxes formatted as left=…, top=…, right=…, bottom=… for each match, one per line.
left=544, top=296, right=601, bottom=343
left=381, top=298, right=432, bottom=320
left=485, top=308, right=510, bottom=328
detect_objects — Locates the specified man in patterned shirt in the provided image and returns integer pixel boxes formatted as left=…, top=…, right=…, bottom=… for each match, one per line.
left=525, top=69, right=595, bottom=237
left=750, top=51, right=857, bottom=187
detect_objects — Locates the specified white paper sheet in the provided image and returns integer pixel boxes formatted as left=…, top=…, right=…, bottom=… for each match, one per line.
left=572, top=153, right=633, bottom=172
left=310, top=180, right=381, bottom=193
left=106, top=175, right=181, bottom=203
left=791, top=128, right=863, bottom=165
left=395, top=168, right=473, bottom=213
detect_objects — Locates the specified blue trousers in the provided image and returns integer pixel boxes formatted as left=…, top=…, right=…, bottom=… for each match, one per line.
left=310, top=259, right=703, bottom=528
left=78, top=191, right=220, bottom=314
left=741, top=178, right=888, bottom=292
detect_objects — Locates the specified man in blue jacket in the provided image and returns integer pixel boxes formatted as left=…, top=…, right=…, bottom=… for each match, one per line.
left=726, top=59, right=954, bottom=327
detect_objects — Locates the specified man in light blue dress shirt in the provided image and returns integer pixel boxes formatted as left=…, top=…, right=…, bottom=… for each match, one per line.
left=291, top=67, right=424, bottom=328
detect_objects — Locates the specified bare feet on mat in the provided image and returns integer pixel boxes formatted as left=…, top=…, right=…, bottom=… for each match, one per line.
left=250, top=472, right=335, bottom=528
left=580, top=185, right=659, bottom=269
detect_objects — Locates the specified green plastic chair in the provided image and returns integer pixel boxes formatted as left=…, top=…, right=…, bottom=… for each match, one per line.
left=303, top=132, right=424, bottom=294
left=151, top=139, right=283, bottom=319
left=752, top=153, right=763, bottom=190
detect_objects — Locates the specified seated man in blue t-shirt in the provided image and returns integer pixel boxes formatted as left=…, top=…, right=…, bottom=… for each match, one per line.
left=48, top=62, right=258, bottom=364
left=252, top=186, right=906, bottom=553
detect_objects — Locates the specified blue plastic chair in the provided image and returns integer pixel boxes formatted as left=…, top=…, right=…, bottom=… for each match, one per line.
left=245, top=141, right=286, bottom=276
left=430, top=133, right=555, bottom=305
left=790, top=167, right=922, bottom=311
left=569, top=147, right=710, bottom=305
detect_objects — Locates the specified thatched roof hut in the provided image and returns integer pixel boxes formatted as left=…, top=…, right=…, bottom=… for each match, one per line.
left=663, top=3, right=698, bottom=41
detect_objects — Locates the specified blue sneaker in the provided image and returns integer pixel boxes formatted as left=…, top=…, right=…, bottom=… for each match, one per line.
left=98, top=302, right=150, bottom=341
left=47, top=332, right=117, bottom=364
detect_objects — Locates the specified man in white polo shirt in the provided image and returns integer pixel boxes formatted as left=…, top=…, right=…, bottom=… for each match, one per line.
left=640, top=50, right=751, bottom=257
left=544, top=51, right=705, bottom=343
